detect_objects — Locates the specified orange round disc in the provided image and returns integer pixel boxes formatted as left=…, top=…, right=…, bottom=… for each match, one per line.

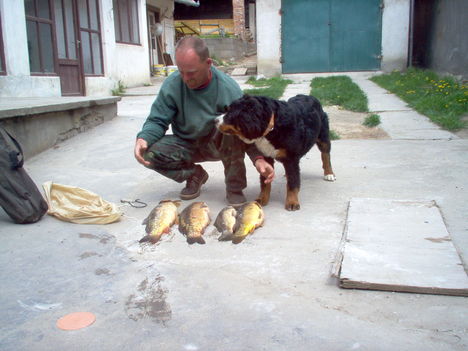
left=56, top=312, right=96, bottom=331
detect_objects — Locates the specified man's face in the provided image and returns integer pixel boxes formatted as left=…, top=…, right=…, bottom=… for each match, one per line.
left=175, top=48, right=212, bottom=90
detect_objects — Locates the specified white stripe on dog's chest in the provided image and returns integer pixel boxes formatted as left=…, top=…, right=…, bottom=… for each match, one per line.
left=255, top=137, right=278, bottom=158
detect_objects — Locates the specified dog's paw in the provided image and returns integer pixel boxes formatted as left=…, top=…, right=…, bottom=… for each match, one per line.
left=324, top=173, right=336, bottom=182
left=285, top=202, right=300, bottom=211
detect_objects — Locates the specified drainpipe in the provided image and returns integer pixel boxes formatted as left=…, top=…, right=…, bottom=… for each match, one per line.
left=408, top=0, right=415, bottom=67
left=175, top=0, right=200, bottom=7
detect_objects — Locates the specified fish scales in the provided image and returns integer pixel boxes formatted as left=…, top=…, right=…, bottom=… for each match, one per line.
left=214, top=206, right=237, bottom=241
left=179, top=201, right=211, bottom=245
left=140, top=200, right=181, bottom=244
left=232, top=201, right=264, bottom=244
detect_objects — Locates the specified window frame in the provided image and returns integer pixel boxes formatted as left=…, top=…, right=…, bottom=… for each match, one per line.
left=78, top=0, right=104, bottom=76
left=0, top=11, right=6, bottom=75
left=25, top=0, right=59, bottom=76
left=114, top=0, right=141, bottom=45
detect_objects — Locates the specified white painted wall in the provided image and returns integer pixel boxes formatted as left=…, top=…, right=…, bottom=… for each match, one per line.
left=0, top=0, right=174, bottom=97
left=256, top=0, right=282, bottom=77
left=381, top=0, right=410, bottom=72
left=256, top=0, right=410, bottom=76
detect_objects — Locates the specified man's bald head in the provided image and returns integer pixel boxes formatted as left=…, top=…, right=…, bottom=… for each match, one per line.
left=175, top=36, right=210, bottom=61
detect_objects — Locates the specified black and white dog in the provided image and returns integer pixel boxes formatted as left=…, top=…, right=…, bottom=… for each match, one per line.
left=216, top=94, right=335, bottom=211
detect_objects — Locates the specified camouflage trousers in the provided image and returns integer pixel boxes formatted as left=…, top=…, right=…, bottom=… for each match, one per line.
left=144, top=128, right=247, bottom=192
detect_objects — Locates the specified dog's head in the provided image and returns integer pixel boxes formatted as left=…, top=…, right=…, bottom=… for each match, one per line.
left=215, top=95, right=275, bottom=144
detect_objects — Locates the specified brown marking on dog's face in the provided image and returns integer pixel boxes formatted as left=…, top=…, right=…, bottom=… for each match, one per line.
left=217, top=123, right=242, bottom=137
left=285, top=187, right=300, bottom=211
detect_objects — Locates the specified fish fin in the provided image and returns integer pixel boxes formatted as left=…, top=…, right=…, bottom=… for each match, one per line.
left=139, top=235, right=160, bottom=244
left=144, top=223, right=153, bottom=234
left=187, top=236, right=206, bottom=245
left=218, top=231, right=233, bottom=241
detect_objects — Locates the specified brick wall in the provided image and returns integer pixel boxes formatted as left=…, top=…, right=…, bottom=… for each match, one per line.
left=232, top=0, right=245, bottom=39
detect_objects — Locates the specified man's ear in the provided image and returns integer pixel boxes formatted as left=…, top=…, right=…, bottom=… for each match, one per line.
left=207, top=58, right=213, bottom=66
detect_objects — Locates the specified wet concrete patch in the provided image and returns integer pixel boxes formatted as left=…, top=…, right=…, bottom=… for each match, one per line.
left=125, top=275, right=172, bottom=324
left=79, top=251, right=102, bottom=260
left=79, top=232, right=115, bottom=244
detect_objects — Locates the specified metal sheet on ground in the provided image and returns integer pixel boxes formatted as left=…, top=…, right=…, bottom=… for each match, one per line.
left=338, top=198, right=468, bottom=296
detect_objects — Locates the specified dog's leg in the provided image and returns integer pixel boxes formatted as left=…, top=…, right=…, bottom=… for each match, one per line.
left=256, top=157, right=274, bottom=206
left=282, top=159, right=301, bottom=211
left=317, top=139, right=336, bottom=181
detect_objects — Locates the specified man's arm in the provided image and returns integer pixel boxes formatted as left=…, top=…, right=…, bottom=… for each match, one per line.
left=254, top=156, right=275, bottom=184
left=134, top=138, right=151, bottom=167
left=246, top=145, right=275, bottom=184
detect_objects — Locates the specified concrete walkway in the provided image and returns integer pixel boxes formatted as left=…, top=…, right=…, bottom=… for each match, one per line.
left=1, top=72, right=467, bottom=351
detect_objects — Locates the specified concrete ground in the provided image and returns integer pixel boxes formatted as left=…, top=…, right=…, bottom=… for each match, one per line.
left=1, top=72, right=467, bottom=351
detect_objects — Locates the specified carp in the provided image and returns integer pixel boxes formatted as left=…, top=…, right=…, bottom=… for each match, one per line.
left=139, top=200, right=181, bottom=244
left=179, top=201, right=211, bottom=245
left=232, top=201, right=264, bottom=244
left=214, top=206, right=238, bottom=241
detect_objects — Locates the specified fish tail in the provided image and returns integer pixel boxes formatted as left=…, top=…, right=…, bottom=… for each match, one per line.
left=139, top=235, right=160, bottom=244
left=187, top=235, right=206, bottom=245
left=231, top=234, right=246, bottom=244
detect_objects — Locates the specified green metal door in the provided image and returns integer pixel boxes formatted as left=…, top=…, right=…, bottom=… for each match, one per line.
left=282, top=0, right=382, bottom=73
left=282, top=0, right=330, bottom=73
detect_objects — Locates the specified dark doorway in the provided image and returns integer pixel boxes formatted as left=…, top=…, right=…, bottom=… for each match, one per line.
left=54, top=0, right=85, bottom=96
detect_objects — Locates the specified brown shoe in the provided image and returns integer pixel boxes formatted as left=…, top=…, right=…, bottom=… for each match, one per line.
left=226, top=191, right=247, bottom=206
left=180, top=165, right=209, bottom=200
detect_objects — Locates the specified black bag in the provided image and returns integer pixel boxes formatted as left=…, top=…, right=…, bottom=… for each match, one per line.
left=0, top=127, right=48, bottom=224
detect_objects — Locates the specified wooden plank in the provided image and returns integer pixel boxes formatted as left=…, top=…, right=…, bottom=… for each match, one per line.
left=339, top=198, right=468, bottom=296
left=230, top=67, right=248, bottom=76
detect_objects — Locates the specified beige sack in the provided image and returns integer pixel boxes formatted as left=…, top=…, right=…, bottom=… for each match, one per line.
left=42, top=181, right=121, bottom=224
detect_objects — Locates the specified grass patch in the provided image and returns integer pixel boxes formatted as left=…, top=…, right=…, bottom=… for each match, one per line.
left=212, top=55, right=234, bottom=67
left=310, top=76, right=368, bottom=112
left=370, top=68, right=467, bottom=131
left=111, top=80, right=126, bottom=96
left=243, top=76, right=293, bottom=100
left=363, top=114, right=381, bottom=127
left=329, top=130, right=340, bottom=140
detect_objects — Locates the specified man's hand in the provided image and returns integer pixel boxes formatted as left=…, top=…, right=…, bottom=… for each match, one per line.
left=134, top=138, right=151, bottom=167
left=255, top=158, right=275, bottom=184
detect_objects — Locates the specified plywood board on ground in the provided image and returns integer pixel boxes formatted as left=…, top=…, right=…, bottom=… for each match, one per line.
left=338, top=198, right=468, bottom=296
left=230, top=67, right=248, bottom=76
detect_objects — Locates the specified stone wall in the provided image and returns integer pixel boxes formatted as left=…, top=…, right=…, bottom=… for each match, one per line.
left=205, top=38, right=254, bottom=62
left=0, top=98, right=119, bottom=159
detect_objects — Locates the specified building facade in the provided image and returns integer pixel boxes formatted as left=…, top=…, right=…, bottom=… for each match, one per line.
left=256, top=0, right=411, bottom=76
left=0, top=0, right=177, bottom=97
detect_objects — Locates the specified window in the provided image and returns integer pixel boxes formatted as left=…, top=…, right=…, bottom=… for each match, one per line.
left=0, top=11, right=6, bottom=75
left=25, top=0, right=57, bottom=74
left=78, top=0, right=104, bottom=75
left=113, top=0, right=140, bottom=44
